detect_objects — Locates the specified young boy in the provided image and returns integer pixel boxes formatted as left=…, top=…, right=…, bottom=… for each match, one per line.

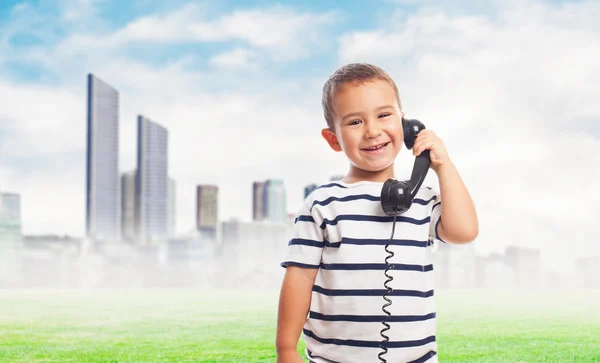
left=276, top=63, right=478, bottom=363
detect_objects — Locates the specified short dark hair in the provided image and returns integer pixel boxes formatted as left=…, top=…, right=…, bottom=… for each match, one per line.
left=322, top=63, right=402, bottom=129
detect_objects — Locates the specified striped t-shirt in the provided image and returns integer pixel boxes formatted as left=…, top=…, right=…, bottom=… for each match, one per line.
left=281, top=180, right=444, bottom=363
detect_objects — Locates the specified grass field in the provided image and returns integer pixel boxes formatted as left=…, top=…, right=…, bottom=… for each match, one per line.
left=0, top=289, right=599, bottom=362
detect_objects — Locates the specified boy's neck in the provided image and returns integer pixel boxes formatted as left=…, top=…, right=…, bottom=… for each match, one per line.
left=342, top=165, right=395, bottom=184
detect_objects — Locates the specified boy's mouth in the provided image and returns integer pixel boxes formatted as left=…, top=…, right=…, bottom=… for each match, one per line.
left=361, top=142, right=390, bottom=152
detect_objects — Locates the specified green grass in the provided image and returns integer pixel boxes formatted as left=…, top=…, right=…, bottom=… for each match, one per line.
left=0, top=289, right=599, bottom=362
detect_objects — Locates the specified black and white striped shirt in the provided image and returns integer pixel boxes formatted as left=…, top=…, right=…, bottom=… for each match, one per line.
left=282, top=180, right=444, bottom=363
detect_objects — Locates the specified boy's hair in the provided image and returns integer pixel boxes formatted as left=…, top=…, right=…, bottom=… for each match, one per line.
left=322, top=63, right=402, bottom=130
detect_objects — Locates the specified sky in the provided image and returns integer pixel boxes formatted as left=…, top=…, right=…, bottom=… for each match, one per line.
left=0, top=0, right=598, bottom=268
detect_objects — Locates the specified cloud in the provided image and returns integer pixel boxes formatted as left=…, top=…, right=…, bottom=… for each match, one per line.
left=209, top=48, right=256, bottom=70
left=50, top=3, right=337, bottom=63
left=0, top=80, right=84, bottom=158
left=60, top=0, right=105, bottom=22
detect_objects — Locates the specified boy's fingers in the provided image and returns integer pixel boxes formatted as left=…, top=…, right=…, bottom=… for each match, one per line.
left=413, top=137, right=436, bottom=156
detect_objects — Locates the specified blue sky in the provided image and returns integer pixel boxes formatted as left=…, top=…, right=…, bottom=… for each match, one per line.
left=0, top=0, right=413, bottom=84
left=0, top=0, right=599, bottom=269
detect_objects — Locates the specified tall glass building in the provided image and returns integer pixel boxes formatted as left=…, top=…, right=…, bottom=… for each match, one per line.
left=252, top=181, right=266, bottom=221
left=135, top=116, right=168, bottom=243
left=0, top=192, right=22, bottom=285
left=167, top=178, right=176, bottom=238
left=264, top=179, right=287, bottom=224
left=0, top=192, right=22, bottom=247
left=120, top=170, right=137, bottom=242
left=196, top=185, right=218, bottom=240
left=86, top=74, right=120, bottom=243
left=251, top=179, right=287, bottom=223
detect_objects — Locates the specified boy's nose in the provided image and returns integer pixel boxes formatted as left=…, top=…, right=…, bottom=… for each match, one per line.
left=364, top=124, right=382, bottom=138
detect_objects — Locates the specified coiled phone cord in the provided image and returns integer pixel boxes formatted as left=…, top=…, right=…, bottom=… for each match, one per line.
left=378, top=211, right=398, bottom=363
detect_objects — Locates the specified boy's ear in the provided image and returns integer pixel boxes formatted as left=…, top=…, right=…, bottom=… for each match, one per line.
left=321, top=128, right=342, bottom=152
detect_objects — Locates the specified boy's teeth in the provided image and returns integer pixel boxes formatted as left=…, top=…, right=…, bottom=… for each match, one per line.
left=366, top=143, right=386, bottom=150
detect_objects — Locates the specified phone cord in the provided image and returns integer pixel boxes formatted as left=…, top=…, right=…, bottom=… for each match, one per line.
left=378, top=211, right=398, bottom=363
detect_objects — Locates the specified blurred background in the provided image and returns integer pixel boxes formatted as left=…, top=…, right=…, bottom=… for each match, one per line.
left=0, top=0, right=598, bottom=291
left=0, top=0, right=599, bottom=361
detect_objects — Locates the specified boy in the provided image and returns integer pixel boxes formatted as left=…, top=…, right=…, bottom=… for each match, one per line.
left=276, top=63, right=478, bottom=363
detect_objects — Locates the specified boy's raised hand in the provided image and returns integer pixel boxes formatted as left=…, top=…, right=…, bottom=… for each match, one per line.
left=411, top=129, right=450, bottom=173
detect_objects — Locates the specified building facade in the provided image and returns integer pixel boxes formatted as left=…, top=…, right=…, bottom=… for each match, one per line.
left=252, top=179, right=287, bottom=223
left=196, top=185, right=218, bottom=240
left=0, top=192, right=22, bottom=247
left=86, top=73, right=120, bottom=243
left=252, top=181, right=266, bottom=221
left=120, top=170, right=136, bottom=242
left=264, top=179, right=286, bottom=224
left=0, top=192, right=22, bottom=285
left=136, top=116, right=169, bottom=243
left=167, top=178, right=176, bottom=238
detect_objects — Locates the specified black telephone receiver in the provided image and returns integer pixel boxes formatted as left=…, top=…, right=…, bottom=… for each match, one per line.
left=380, top=118, right=430, bottom=215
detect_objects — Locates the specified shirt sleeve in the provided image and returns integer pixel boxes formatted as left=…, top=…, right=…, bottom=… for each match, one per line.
left=280, top=200, right=325, bottom=269
left=429, top=189, right=446, bottom=245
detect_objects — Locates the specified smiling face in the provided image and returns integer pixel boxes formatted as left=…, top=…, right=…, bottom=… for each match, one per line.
left=322, top=79, right=404, bottom=182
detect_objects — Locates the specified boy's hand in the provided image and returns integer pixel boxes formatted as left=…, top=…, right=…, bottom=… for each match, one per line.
left=411, top=129, right=450, bottom=173
left=276, top=350, right=303, bottom=363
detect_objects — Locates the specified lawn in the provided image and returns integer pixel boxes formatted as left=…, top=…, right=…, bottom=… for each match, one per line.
left=0, top=289, right=599, bottom=362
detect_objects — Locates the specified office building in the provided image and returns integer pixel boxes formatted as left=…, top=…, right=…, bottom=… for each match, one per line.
left=197, top=185, right=218, bottom=240
left=0, top=192, right=22, bottom=247
left=86, top=74, right=120, bottom=243
left=264, top=179, right=286, bottom=224
left=136, top=116, right=168, bottom=243
left=167, top=178, right=176, bottom=238
left=120, top=170, right=136, bottom=242
left=252, top=179, right=287, bottom=223
left=252, top=181, right=266, bottom=221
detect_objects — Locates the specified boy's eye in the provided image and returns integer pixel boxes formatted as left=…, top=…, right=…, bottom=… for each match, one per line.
left=379, top=113, right=391, bottom=118
left=348, top=120, right=361, bottom=125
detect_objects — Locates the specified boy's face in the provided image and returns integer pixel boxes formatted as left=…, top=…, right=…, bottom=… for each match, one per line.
left=322, top=79, right=404, bottom=176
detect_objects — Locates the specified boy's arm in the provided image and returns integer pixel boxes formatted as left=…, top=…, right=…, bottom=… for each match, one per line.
left=411, top=129, right=479, bottom=244
left=276, top=266, right=319, bottom=360
left=435, top=161, right=479, bottom=244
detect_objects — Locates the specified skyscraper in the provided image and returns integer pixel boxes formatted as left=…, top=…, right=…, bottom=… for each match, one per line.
left=167, top=178, right=176, bottom=238
left=252, top=181, right=266, bottom=221
left=120, top=170, right=136, bottom=242
left=0, top=192, right=22, bottom=247
left=196, top=185, right=218, bottom=240
left=86, top=74, right=120, bottom=243
left=135, top=116, right=168, bottom=243
left=252, top=179, right=287, bottom=223
left=264, top=179, right=286, bottom=224
left=0, top=192, right=22, bottom=284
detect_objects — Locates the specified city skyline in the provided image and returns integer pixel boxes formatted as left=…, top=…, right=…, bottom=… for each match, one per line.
left=82, top=73, right=300, bottom=244
left=83, top=72, right=297, bottom=243
left=0, top=0, right=598, bottom=269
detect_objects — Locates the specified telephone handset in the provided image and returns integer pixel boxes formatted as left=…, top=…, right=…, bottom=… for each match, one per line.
left=381, top=118, right=430, bottom=215
left=378, top=118, right=431, bottom=363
